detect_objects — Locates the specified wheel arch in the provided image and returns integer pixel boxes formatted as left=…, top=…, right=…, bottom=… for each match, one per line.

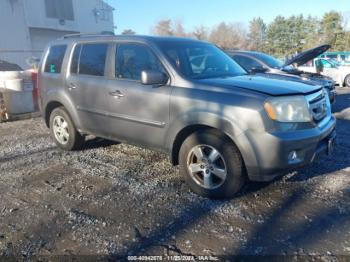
left=44, top=97, right=81, bottom=130
left=44, top=101, right=64, bottom=127
left=42, top=86, right=82, bottom=130
left=169, top=116, right=246, bottom=159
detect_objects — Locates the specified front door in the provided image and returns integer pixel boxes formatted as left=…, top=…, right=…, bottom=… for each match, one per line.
left=104, top=43, right=171, bottom=149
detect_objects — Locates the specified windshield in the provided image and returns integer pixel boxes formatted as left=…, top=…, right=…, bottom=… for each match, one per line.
left=252, top=53, right=284, bottom=69
left=157, top=41, right=247, bottom=79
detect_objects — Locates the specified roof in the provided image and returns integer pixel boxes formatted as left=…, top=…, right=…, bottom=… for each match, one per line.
left=55, top=33, right=204, bottom=45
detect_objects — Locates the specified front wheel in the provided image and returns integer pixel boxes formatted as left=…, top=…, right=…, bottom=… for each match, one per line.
left=49, top=107, right=84, bottom=150
left=179, top=130, right=246, bottom=199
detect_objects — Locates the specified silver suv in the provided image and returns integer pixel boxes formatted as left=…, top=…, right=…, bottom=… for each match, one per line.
left=38, top=34, right=336, bottom=198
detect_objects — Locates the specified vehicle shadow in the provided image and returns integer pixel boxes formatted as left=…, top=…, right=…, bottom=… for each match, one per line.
left=332, top=90, right=350, bottom=114
left=112, top=173, right=348, bottom=259
left=228, top=185, right=350, bottom=257
left=110, top=181, right=272, bottom=260
left=81, top=137, right=120, bottom=150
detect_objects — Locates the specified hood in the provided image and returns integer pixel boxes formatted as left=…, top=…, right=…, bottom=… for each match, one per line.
left=253, top=72, right=317, bottom=85
left=284, top=44, right=331, bottom=66
left=274, top=68, right=335, bottom=87
left=195, top=75, right=322, bottom=96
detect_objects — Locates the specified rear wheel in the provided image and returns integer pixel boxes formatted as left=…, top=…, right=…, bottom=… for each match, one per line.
left=49, top=107, right=84, bottom=150
left=345, top=75, right=350, bottom=88
left=179, top=130, right=246, bottom=199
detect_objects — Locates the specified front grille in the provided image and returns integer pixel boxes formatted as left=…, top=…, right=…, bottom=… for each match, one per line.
left=306, top=89, right=329, bottom=123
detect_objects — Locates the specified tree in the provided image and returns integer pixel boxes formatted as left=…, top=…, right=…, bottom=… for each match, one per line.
left=152, top=19, right=173, bottom=36
left=209, top=22, right=247, bottom=50
left=247, top=17, right=266, bottom=51
left=149, top=12, right=349, bottom=55
left=121, top=29, right=136, bottom=35
left=303, top=15, right=321, bottom=49
left=265, top=16, right=290, bottom=57
left=173, top=19, right=187, bottom=37
left=287, top=15, right=308, bottom=53
left=320, top=11, right=344, bottom=49
left=191, top=25, right=209, bottom=40
left=345, top=32, right=350, bottom=50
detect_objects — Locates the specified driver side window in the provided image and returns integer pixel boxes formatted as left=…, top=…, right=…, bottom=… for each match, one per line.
left=115, top=43, right=165, bottom=81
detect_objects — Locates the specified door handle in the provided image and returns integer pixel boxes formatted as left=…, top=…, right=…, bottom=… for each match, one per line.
left=68, top=83, right=77, bottom=90
left=109, top=90, right=124, bottom=98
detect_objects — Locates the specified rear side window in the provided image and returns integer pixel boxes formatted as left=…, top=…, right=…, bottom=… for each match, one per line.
left=78, top=43, right=108, bottom=76
left=44, top=45, right=67, bottom=73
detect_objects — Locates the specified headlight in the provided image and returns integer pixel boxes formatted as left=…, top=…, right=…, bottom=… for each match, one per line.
left=264, top=96, right=311, bottom=122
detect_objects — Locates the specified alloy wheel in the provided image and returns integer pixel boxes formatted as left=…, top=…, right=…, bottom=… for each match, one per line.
left=186, top=144, right=227, bottom=189
left=52, top=115, right=70, bottom=145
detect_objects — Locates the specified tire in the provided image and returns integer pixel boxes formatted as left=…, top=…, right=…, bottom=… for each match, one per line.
left=179, top=130, right=246, bottom=199
left=345, top=75, right=350, bottom=88
left=49, top=107, right=84, bottom=150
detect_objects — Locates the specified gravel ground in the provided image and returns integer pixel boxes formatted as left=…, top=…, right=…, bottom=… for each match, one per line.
left=0, top=88, right=350, bottom=260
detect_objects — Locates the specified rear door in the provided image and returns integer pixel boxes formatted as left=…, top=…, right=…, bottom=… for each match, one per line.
left=103, top=42, right=171, bottom=149
left=65, top=42, right=112, bottom=136
left=40, top=44, right=67, bottom=110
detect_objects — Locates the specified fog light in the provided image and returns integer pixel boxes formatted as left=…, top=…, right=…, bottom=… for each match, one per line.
left=288, top=150, right=301, bottom=164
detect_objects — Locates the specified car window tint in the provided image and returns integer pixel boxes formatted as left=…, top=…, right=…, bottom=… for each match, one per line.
left=321, top=59, right=333, bottom=68
left=158, top=42, right=246, bottom=79
left=44, top=45, right=67, bottom=73
left=79, top=43, right=108, bottom=76
left=70, top=44, right=82, bottom=74
left=116, top=44, right=164, bottom=81
left=191, top=56, right=205, bottom=67
left=187, top=47, right=211, bottom=74
left=233, top=55, right=263, bottom=71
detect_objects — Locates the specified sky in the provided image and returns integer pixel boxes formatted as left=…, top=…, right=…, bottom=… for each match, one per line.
left=104, top=0, right=350, bottom=34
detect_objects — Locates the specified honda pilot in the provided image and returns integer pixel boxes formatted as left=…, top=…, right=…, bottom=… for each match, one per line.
left=38, top=34, right=336, bottom=198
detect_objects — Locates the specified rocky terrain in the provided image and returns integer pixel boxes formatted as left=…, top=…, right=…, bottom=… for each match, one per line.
left=0, top=88, right=349, bottom=261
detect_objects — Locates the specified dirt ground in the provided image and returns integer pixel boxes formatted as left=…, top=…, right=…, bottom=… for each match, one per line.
left=0, top=88, right=350, bottom=261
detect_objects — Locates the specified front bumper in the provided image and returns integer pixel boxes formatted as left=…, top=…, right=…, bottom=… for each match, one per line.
left=243, top=116, right=337, bottom=182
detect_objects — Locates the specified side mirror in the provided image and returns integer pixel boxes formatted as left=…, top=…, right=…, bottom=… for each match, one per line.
left=141, top=70, right=168, bottom=85
left=249, top=67, right=267, bottom=74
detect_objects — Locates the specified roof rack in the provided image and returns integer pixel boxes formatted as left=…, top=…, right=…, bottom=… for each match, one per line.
left=62, top=31, right=115, bottom=39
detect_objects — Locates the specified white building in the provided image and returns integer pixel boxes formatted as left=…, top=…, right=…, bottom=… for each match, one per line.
left=0, top=0, right=115, bottom=69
